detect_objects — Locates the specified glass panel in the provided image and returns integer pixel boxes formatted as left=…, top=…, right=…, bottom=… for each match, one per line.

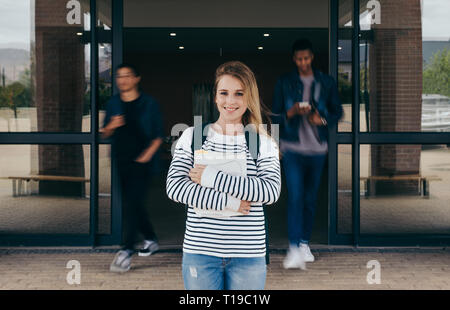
left=0, top=144, right=90, bottom=234
left=97, top=0, right=111, bottom=28
left=360, top=144, right=450, bottom=234
left=0, top=0, right=91, bottom=132
left=338, top=144, right=352, bottom=234
left=421, top=0, right=450, bottom=132
left=337, top=0, right=353, bottom=132
left=98, top=144, right=111, bottom=234
left=97, top=0, right=112, bottom=130
left=359, top=0, right=450, bottom=132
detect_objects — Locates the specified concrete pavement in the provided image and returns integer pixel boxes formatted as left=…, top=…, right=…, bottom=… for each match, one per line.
left=0, top=246, right=449, bottom=290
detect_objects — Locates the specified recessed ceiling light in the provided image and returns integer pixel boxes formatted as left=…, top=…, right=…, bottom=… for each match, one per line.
left=338, top=46, right=343, bottom=50
left=170, top=33, right=177, bottom=37
left=77, top=32, right=83, bottom=36
left=258, top=46, right=264, bottom=50
left=179, top=46, right=184, bottom=50
left=263, top=33, right=270, bottom=37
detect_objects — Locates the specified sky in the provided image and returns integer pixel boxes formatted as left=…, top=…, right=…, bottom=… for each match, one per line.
left=421, top=0, right=450, bottom=39
left=0, top=0, right=449, bottom=49
left=0, top=0, right=30, bottom=49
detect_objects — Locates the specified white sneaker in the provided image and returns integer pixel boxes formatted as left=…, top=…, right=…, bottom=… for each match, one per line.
left=138, top=240, right=160, bottom=257
left=110, top=250, right=133, bottom=273
left=283, top=247, right=306, bottom=270
left=299, top=244, right=315, bottom=262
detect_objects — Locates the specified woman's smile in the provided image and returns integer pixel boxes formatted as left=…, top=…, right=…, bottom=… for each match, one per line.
left=224, top=106, right=239, bottom=112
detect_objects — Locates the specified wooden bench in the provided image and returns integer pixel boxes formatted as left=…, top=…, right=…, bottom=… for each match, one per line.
left=360, top=175, right=442, bottom=198
left=0, top=175, right=90, bottom=197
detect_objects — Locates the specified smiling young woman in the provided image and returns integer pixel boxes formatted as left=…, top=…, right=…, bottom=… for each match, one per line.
left=166, top=61, right=281, bottom=290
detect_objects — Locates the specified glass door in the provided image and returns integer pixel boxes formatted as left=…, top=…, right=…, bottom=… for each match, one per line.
left=123, top=0, right=331, bottom=247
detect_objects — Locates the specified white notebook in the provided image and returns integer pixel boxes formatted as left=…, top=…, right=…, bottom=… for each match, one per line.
left=193, top=150, right=247, bottom=218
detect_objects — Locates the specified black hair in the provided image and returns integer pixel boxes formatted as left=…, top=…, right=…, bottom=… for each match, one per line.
left=292, top=39, right=314, bottom=55
left=116, top=63, right=141, bottom=77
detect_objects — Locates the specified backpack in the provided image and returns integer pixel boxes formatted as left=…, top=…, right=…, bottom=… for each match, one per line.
left=189, top=123, right=270, bottom=265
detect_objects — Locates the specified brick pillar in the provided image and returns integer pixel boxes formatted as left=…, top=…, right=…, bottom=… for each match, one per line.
left=35, top=0, right=87, bottom=196
left=368, top=0, right=423, bottom=195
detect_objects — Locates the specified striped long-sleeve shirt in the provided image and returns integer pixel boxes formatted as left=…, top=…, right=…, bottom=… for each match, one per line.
left=166, top=126, right=281, bottom=258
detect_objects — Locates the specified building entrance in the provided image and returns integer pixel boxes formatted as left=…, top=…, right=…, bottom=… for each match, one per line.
left=123, top=0, right=331, bottom=247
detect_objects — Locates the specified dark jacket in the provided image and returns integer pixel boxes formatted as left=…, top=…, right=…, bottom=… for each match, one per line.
left=271, top=68, right=343, bottom=143
left=104, top=92, right=164, bottom=174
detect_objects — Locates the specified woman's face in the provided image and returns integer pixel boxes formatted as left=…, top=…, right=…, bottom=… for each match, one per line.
left=215, top=75, right=248, bottom=124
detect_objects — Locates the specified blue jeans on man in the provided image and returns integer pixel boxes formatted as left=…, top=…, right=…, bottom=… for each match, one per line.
left=282, top=151, right=326, bottom=246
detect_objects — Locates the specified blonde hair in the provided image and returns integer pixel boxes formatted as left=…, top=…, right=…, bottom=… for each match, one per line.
left=213, top=61, right=270, bottom=137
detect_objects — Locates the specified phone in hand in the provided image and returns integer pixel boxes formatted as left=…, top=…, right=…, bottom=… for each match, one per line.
left=298, top=101, right=311, bottom=109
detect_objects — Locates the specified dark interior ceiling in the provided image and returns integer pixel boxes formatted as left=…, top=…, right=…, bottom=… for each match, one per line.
left=124, top=28, right=329, bottom=54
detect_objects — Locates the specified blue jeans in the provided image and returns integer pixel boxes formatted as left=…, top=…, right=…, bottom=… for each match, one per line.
left=182, top=253, right=266, bottom=290
left=282, top=151, right=326, bottom=246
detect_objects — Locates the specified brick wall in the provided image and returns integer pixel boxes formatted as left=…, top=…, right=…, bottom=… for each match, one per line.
left=35, top=0, right=87, bottom=196
left=368, top=0, right=423, bottom=195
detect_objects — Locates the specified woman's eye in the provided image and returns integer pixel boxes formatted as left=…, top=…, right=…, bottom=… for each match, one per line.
left=236, top=92, right=244, bottom=96
left=220, top=92, right=228, bottom=96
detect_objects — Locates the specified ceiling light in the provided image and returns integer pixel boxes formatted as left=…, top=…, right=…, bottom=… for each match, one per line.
left=179, top=46, right=184, bottom=50
left=77, top=32, right=83, bottom=36
left=338, top=46, right=343, bottom=50
left=258, top=46, right=264, bottom=50
left=263, top=33, right=270, bottom=37
left=170, top=33, right=177, bottom=37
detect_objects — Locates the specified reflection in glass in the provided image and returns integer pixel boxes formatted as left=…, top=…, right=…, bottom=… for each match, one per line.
left=337, top=0, right=353, bottom=132
left=98, top=43, right=112, bottom=129
left=0, top=144, right=90, bottom=234
left=97, top=0, right=112, bottom=129
left=98, top=144, right=111, bottom=234
left=0, top=0, right=91, bottom=132
left=338, top=144, right=352, bottom=234
left=360, top=144, right=450, bottom=234
left=359, top=0, right=450, bottom=132
left=421, top=0, right=450, bottom=132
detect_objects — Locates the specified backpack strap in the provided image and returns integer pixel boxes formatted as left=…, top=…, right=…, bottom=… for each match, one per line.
left=245, top=128, right=270, bottom=265
left=244, top=129, right=260, bottom=164
left=191, top=122, right=211, bottom=154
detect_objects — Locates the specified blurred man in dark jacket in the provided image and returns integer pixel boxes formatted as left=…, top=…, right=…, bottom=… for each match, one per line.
left=101, top=63, right=164, bottom=273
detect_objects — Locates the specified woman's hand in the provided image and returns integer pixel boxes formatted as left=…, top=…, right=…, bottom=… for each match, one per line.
left=190, top=165, right=251, bottom=215
left=189, top=164, right=207, bottom=184
left=238, top=200, right=252, bottom=215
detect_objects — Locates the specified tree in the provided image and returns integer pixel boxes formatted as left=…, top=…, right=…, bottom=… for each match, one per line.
left=1, top=82, right=31, bottom=118
left=0, top=69, right=32, bottom=118
left=423, top=48, right=450, bottom=97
